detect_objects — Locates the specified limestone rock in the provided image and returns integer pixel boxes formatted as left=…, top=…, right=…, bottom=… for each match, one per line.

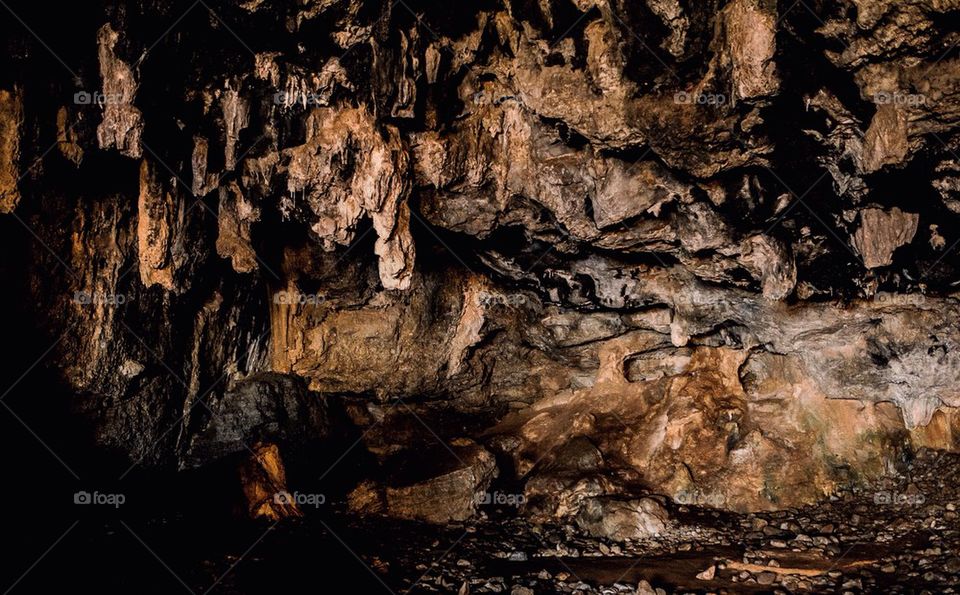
left=862, top=104, right=909, bottom=173
left=6, top=0, right=960, bottom=526
left=216, top=182, right=260, bottom=274
left=738, top=234, right=796, bottom=299
left=185, top=373, right=328, bottom=468
left=0, top=87, right=22, bottom=213
left=591, top=160, right=691, bottom=228
left=56, top=106, right=84, bottom=167
left=575, top=497, right=671, bottom=541
left=851, top=207, right=919, bottom=269
left=191, top=136, right=218, bottom=197
left=137, top=159, right=180, bottom=290
left=718, top=0, right=779, bottom=101
left=283, top=106, right=414, bottom=290
left=95, top=24, right=142, bottom=159
left=239, top=442, right=303, bottom=520
left=382, top=440, right=498, bottom=524
left=222, top=88, right=249, bottom=171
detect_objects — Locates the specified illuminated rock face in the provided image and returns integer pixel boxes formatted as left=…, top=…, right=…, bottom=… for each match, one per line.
left=0, top=87, right=22, bottom=214
left=4, top=0, right=960, bottom=520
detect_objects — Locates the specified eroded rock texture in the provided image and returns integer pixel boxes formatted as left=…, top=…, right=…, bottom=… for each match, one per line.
left=4, top=0, right=960, bottom=521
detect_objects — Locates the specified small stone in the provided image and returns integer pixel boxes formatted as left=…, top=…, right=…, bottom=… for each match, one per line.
left=696, top=565, right=716, bottom=580
left=757, top=571, right=777, bottom=585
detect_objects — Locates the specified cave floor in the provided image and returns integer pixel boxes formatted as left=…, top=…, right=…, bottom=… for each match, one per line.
left=11, top=450, right=960, bottom=594
left=335, top=449, right=960, bottom=593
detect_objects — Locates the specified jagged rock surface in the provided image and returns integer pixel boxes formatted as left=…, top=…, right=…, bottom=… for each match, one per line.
left=3, top=0, right=960, bottom=517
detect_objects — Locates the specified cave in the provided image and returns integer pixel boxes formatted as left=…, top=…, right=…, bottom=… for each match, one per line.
left=2, top=0, right=960, bottom=593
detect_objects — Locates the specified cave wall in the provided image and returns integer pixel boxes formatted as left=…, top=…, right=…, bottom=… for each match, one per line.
left=3, top=0, right=960, bottom=512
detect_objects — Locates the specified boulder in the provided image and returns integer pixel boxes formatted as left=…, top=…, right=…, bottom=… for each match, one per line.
left=238, top=442, right=302, bottom=521
left=185, top=373, right=328, bottom=468
left=349, top=439, right=498, bottom=524
left=575, top=497, right=671, bottom=541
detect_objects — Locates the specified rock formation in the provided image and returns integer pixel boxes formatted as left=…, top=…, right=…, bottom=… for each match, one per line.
left=3, top=0, right=960, bottom=528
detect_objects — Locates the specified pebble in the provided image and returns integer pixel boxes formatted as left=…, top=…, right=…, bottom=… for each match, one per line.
left=757, top=571, right=777, bottom=585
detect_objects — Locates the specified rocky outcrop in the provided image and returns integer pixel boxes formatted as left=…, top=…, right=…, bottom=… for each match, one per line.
left=851, top=207, right=920, bottom=269
left=283, top=106, right=414, bottom=291
left=3, top=0, right=960, bottom=521
left=239, top=442, right=303, bottom=520
left=575, top=497, right=671, bottom=541
left=215, top=182, right=260, bottom=274
left=348, top=439, right=498, bottom=524
left=0, top=89, right=23, bottom=213
left=136, top=159, right=183, bottom=290
left=185, top=373, right=328, bottom=469
left=0, top=87, right=23, bottom=213
left=95, top=24, right=142, bottom=159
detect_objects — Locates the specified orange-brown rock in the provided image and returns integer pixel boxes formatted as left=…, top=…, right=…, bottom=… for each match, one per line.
left=239, top=442, right=303, bottom=521
left=0, top=87, right=23, bottom=213
left=283, top=106, right=414, bottom=290
left=216, top=182, right=260, bottom=274
left=851, top=207, right=919, bottom=269
left=136, top=159, right=180, bottom=290
left=95, top=24, right=142, bottom=159
left=348, top=439, right=498, bottom=524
